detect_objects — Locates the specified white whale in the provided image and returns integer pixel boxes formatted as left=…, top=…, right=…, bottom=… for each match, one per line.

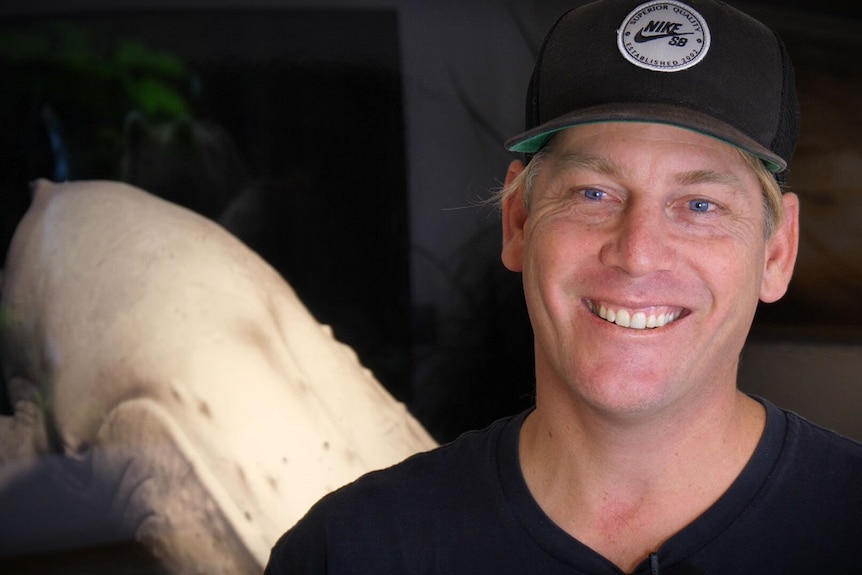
left=0, top=179, right=436, bottom=573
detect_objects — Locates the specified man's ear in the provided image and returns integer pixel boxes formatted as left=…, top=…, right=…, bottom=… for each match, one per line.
left=760, top=192, right=800, bottom=303
left=501, top=160, right=528, bottom=272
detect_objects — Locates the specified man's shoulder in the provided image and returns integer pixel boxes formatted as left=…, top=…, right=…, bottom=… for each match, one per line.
left=263, top=413, right=527, bottom=573
left=266, top=416, right=544, bottom=574
left=783, top=407, right=862, bottom=462
left=774, top=405, right=862, bottom=499
left=734, top=403, right=862, bottom=566
left=303, top=412, right=523, bottom=520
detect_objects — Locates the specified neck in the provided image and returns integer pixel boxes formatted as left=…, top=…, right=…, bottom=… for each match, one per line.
left=519, top=384, right=765, bottom=572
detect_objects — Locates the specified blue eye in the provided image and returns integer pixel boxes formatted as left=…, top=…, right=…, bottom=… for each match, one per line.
left=583, top=188, right=605, bottom=201
left=689, top=199, right=712, bottom=212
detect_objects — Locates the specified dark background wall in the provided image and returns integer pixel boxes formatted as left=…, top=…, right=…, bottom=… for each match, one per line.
left=0, top=0, right=860, bottom=443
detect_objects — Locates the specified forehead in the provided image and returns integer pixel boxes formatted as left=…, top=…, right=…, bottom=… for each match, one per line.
left=543, top=122, right=754, bottom=181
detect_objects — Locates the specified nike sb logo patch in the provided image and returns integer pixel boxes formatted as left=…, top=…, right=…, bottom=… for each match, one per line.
left=617, top=0, right=710, bottom=72
left=634, top=22, right=693, bottom=43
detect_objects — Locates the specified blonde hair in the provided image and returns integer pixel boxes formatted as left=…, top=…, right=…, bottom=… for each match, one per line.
left=737, top=148, right=785, bottom=238
left=496, top=139, right=786, bottom=239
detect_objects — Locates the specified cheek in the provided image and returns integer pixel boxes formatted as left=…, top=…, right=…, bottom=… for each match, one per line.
left=523, top=221, right=575, bottom=284
left=521, top=225, right=594, bottom=320
left=524, top=214, right=593, bottom=264
left=697, top=241, right=766, bottom=315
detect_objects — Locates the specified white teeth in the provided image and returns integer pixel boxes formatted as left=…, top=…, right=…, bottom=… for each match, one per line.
left=600, top=304, right=615, bottom=323
left=592, top=302, right=682, bottom=330
left=615, top=309, right=631, bottom=328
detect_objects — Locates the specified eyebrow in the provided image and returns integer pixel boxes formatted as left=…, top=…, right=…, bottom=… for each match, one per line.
left=674, top=169, right=746, bottom=191
left=552, top=152, right=620, bottom=178
left=551, top=152, right=747, bottom=193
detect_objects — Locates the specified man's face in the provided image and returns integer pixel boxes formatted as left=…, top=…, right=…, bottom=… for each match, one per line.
left=501, top=122, right=798, bottom=419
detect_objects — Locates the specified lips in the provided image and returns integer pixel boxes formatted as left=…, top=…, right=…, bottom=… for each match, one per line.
left=585, top=299, right=685, bottom=330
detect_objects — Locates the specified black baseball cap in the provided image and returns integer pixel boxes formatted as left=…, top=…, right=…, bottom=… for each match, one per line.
left=506, top=0, right=799, bottom=174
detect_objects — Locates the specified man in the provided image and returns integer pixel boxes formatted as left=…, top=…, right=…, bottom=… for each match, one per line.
left=265, top=1, right=862, bottom=573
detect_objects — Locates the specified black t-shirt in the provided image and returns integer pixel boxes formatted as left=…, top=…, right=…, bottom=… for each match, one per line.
left=265, top=398, right=862, bottom=574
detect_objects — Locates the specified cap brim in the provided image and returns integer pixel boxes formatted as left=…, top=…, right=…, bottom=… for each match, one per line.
left=505, top=102, right=786, bottom=173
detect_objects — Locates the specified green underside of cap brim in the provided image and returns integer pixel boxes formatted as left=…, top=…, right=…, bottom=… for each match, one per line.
left=506, top=119, right=784, bottom=173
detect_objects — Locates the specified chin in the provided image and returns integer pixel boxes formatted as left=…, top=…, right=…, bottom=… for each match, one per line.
left=566, top=367, right=688, bottom=419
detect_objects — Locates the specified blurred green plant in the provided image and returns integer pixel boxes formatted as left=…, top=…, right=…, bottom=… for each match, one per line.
left=0, top=20, right=193, bottom=182
left=0, top=21, right=190, bottom=118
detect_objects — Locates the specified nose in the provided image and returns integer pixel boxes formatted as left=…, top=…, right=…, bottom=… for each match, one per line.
left=598, top=201, right=673, bottom=277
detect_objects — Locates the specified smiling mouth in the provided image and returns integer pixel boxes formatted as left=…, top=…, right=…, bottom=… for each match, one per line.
left=585, top=300, right=686, bottom=330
